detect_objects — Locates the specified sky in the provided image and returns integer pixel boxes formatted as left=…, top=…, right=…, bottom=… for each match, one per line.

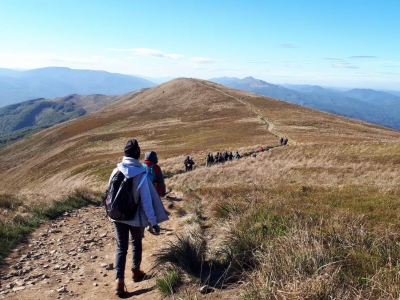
left=0, top=0, right=399, bottom=90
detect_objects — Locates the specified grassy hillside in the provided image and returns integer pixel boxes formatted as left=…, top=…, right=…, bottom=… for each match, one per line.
left=1, top=78, right=400, bottom=298
left=0, top=77, right=398, bottom=207
left=0, top=94, right=121, bottom=147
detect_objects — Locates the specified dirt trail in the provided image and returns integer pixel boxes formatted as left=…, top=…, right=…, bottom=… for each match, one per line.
left=200, top=81, right=279, bottom=136
left=0, top=193, right=188, bottom=300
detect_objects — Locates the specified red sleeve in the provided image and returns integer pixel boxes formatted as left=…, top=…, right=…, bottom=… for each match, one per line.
left=154, top=164, right=161, bottom=178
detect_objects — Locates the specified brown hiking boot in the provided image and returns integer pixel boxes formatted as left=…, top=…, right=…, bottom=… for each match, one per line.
left=132, top=269, right=146, bottom=282
left=115, top=278, right=125, bottom=296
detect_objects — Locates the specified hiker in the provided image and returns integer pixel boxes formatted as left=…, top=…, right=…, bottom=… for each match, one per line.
left=209, top=153, right=214, bottom=165
left=283, top=137, right=288, bottom=145
left=280, top=137, right=284, bottom=145
left=220, top=153, right=226, bottom=163
left=109, top=139, right=168, bottom=296
left=234, top=151, right=241, bottom=159
left=228, top=151, right=233, bottom=161
left=142, top=151, right=166, bottom=197
left=224, top=151, right=229, bottom=161
left=184, top=156, right=195, bottom=172
left=214, top=152, right=219, bottom=164
left=259, top=146, right=264, bottom=152
left=206, top=152, right=214, bottom=167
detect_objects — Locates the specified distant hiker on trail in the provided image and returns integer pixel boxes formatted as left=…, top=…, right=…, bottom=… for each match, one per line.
left=259, top=146, right=264, bottom=152
left=219, top=152, right=225, bottom=163
left=142, top=151, right=166, bottom=197
left=228, top=151, right=233, bottom=161
left=184, top=156, right=195, bottom=172
left=234, top=151, right=241, bottom=159
left=214, top=152, right=220, bottom=164
left=108, top=139, right=168, bottom=296
left=280, top=137, right=284, bottom=145
left=224, top=151, right=229, bottom=161
left=206, top=152, right=214, bottom=167
left=283, top=137, right=288, bottom=145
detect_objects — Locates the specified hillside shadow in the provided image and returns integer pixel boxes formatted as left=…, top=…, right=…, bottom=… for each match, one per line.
left=188, top=262, right=237, bottom=292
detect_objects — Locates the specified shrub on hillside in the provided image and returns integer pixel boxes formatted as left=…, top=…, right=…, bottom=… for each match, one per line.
left=155, top=269, right=182, bottom=295
left=154, top=232, right=206, bottom=276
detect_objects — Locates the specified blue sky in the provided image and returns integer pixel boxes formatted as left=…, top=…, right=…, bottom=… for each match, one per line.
left=0, top=0, right=399, bottom=90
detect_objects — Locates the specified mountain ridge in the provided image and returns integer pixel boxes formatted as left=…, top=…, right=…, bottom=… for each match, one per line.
left=0, top=67, right=157, bottom=107
left=210, top=76, right=400, bottom=130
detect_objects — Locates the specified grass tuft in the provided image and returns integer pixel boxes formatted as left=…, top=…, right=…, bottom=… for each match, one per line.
left=154, top=232, right=206, bottom=276
left=155, top=269, right=182, bottom=295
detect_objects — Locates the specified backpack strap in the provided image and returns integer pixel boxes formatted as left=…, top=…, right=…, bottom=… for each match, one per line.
left=137, top=172, right=147, bottom=191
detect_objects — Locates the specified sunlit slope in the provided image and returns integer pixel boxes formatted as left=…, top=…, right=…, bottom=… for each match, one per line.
left=198, top=80, right=400, bottom=144
left=0, top=79, right=274, bottom=196
left=0, top=78, right=399, bottom=199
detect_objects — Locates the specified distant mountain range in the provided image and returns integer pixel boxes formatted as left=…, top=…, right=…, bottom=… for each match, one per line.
left=0, top=67, right=157, bottom=107
left=210, top=77, right=400, bottom=131
left=0, top=93, right=125, bottom=147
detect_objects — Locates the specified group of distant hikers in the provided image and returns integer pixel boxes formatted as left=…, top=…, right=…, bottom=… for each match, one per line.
left=205, top=151, right=241, bottom=167
left=103, top=135, right=290, bottom=296
left=183, top=150, right=243, bottom=172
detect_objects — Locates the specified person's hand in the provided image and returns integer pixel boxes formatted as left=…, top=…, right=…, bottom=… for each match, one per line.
left=152, top=224, right=160, bottom=235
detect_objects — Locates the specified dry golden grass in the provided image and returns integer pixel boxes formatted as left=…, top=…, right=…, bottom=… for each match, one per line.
left=1, top=78, right=400, bottom=297
left=0, top=78, right=399, bottom=202
left=164, top=135, right=400, bottom=298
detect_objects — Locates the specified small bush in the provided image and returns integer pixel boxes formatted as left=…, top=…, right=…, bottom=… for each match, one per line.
left=213, top=201, right=242, bottom=219
left=0, top=193, right=23, bottom=210
left=155, top=269, right=182, bottom=295
left=154, top=232, right=206, bottom=276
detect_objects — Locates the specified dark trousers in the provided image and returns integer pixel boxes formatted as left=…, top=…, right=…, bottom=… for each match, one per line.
left=113, top=222, right=144, bottom=279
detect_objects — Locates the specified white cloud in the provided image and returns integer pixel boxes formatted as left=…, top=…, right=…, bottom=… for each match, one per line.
left=0, top=52, right=106, bottom=69
left=37, top=54, right=103, bottom=64
left=331, top=61, right=358, bottom=69
left=349, top=56, right=377, bottom=59
left=285, top=63, right=301, bottom=68
left=247, top=60, right=269, bottom=64
left=189, top=57, right=216, bottom=64
left=106, top=47, right=184, bottom=60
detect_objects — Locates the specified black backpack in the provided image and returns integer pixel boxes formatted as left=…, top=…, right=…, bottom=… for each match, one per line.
left=102, top=171, right=140, bottom=221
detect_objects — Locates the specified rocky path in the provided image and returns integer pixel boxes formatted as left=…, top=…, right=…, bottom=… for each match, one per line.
left=0, top=195, right=180, bottom=300
left=200, top=81, right=280, bottom=137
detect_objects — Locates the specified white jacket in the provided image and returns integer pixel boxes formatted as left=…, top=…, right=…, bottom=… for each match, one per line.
left=108, top=157, right=169, bottom=227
